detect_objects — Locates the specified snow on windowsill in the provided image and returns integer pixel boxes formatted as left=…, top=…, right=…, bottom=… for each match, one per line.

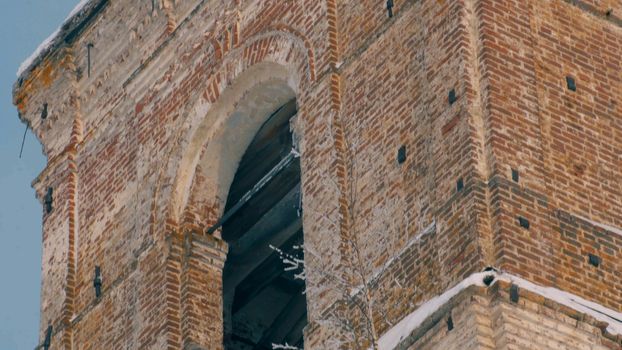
left=376, top=271, right=622, bottom=350
left=16, top=0, right=93, bottom=78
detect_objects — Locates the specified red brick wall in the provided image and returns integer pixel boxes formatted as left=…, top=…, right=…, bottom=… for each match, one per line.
left=477, top=0, right=622, bottom=312
left=13, top=0, right=622, bottom=349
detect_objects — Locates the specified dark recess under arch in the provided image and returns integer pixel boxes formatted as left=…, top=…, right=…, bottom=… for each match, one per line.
left=222, top=99, right=307, bottom=350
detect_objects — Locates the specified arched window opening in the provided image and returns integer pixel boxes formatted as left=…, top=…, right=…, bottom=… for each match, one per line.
left=222, top=99, right=307, bottom=350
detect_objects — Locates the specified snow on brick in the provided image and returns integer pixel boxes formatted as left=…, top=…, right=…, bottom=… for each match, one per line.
left=375, top=272, right=488, bottom=350
left=573, top=213, right=622, bottom=238
left=16, top=0, right=93, bottom=77
left=376, top=272, right=622, bottom=350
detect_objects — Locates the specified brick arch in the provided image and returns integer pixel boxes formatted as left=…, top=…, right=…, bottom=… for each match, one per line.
left=161, top=60, right=315, bottom=350
left=201, top=25, right=317, bottom=82
left=148, top=26, right=318, bottom=237
left=146, top=25, right=317, bottom=350
left=240, top=25, right=317, bottom=81
left=179, top=69, right=297, bottom=232
left=161, top=66, right=300, bottom=232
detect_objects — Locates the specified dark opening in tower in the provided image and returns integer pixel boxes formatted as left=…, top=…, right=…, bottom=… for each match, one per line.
left=222, top=99, right=307, bottom=350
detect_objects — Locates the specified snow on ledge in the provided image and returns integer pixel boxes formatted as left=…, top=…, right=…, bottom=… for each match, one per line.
left=572, top=213, right=622, bottom=238
left=376, top=271, right=622, bottom=350
left=375, top=272, right=488, bottom=350
left=16, top=0, right=93, bottom=77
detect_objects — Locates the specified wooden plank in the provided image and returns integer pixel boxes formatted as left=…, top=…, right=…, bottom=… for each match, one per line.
left=222, top=159, right=300, bottom=242
left=231, top=229, right=303, bottom=314
left=254, top=292, right=306, bottom=350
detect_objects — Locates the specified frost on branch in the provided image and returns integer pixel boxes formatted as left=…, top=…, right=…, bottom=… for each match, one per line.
left=271, top=343, right=301, bottom=350
left=269, top=244, right=306, bottom=282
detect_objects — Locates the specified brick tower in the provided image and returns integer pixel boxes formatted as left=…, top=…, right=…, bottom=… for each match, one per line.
left=13, top=0, right=622, bottom=349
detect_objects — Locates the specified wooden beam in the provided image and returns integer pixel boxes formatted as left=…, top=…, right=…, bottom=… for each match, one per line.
left=208, top=152, right=299, bottom=237
left=226, top=99, right=297, bottom=207
left=282, top=313, right=307, bottom=348
left=228, top=184, right=301, bottom=260
left=220, top=157, right=300, bottom=241
left=223, top=186, right=302, bottom=297
left=254, top=292, right=306, bottom=350
left=231, top=230, right=303, bottom=314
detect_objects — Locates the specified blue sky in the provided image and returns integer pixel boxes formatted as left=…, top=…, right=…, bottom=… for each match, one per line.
left=0, top=1, right=80, bottom=348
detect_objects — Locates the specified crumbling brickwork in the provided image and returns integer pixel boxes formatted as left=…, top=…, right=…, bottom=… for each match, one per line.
left=12, top=0, right=621, bottom=349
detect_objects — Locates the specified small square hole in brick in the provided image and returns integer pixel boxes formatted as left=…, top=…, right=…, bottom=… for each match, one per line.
left=588, top=253, right=601, bottom=267
left=510, top=284, right=520, bottom=303
left=511, top=168, right=519, bottom=182
left=397, top=146, right=406, bottom=164
left=41, top=103, right=48, bottom=120
left=518, top=216, right=530, bottom=229
left=45, top=187, right=54, bottom=214
left=566, top=76, right=577, bottom=91
left=456, top=178, right=464, bottom=192
left=448, top=89, right=457, bottom=105
left=446, top=316, right=454, bottom=331
left=387, top=0, right=394, bottom=18
left=44, top=325, right=52, bottom=349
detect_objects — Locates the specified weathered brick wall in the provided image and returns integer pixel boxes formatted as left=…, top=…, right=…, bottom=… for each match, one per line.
left=12, top=0, right=622, bottom=349
left=401, top=282, right=618, bottom=350
left=477, top=0, right=622, bottom=311
left=36, top=160, right=71, bottom=339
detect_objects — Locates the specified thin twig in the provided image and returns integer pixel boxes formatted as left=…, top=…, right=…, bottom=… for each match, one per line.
left=19, top=123, right=28, bottom=158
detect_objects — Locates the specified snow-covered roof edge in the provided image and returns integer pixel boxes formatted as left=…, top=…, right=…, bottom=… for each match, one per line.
left=14, top=0, right=107, bottom=83
left=376, top=271, right=622, bottom=350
